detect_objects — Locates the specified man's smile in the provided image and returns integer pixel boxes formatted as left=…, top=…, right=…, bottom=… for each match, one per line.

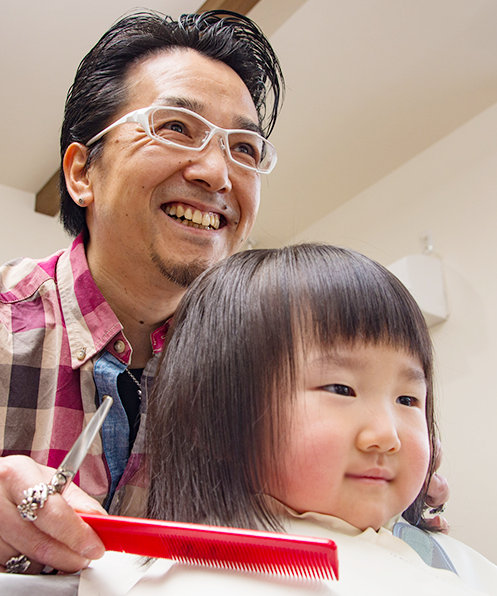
left=162, top=202, right=222, bottom=230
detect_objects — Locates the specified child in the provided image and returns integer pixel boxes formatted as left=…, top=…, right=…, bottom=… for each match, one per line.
left=83, top=244, right=497, bottom=595
left=147, top=243, right=437, bottom=533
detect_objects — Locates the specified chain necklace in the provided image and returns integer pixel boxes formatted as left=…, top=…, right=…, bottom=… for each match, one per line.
left=125, top=368, right=142, bottom=397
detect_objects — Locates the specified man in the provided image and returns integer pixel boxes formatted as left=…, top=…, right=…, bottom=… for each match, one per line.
left=0, top=10, right=283, bottom=574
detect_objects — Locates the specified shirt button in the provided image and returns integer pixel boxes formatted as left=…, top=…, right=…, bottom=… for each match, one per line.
left=114, top=340, right=126, bottom=354
left=76, top=348, right=86, bottom=361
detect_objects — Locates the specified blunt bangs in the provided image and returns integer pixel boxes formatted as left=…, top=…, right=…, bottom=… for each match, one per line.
left=285, top=245, right=433, bottom=381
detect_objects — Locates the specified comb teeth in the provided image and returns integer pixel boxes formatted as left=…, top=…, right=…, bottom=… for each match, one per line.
left=80, top=513, right=338, bottom=581
left=163, top=533, right=337, bottom=580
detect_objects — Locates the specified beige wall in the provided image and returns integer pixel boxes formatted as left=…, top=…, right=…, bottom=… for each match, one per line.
left=292, top=101, right=497, bottom=563
left=0, top=183, right=70, bottom=264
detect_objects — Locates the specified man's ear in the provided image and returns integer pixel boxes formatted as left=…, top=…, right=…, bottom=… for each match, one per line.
left=63, top=143, right=95, bottom=207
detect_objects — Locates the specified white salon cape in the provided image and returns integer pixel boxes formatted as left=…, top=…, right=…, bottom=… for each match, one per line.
left=78, top=504, right=497, bottom=596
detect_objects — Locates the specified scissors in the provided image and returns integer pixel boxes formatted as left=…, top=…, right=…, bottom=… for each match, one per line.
left=18, top=395, right=113, bottom=521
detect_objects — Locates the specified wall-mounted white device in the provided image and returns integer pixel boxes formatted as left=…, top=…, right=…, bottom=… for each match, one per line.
left=387, top=254, right=448, bottom=328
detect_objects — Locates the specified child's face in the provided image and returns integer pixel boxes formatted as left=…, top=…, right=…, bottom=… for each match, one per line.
left=270, top=342, right=430, bottom=531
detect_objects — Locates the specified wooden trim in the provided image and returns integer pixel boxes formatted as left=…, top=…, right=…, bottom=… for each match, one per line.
left=35, top=170, right=60, bottom=216
left=197, top=0, right=260, bottom=14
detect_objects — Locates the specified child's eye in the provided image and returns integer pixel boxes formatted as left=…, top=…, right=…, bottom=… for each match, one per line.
left=321, top=384, right=356, bottom=397
left=397, top=395, right=418, bottom=407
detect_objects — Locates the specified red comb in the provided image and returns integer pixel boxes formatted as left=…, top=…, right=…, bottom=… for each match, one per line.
left=80, top=513, right=338, bottom=581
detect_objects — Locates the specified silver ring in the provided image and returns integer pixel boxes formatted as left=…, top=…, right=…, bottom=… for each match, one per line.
left=429, top=503, right=446, bottom=515
left=17, top=482, right=57, bottom=521
left=6, top=554, right=31, bottom=574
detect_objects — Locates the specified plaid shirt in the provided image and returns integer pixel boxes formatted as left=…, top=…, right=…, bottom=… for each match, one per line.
left=0, top=235, right=168, bottom=516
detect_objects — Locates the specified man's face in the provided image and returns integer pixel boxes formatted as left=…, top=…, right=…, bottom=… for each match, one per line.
left=85, top=48, right=261, bottom=288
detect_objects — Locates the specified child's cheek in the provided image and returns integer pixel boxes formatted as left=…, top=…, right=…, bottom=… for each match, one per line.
left=404, top=427, right=431, bottom=501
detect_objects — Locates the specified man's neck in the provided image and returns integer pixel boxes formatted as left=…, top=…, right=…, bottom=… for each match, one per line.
left=86, top=245, right=185, bottom=368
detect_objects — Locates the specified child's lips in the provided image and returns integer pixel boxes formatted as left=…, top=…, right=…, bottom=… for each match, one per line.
left=346, top=469, right=394, bottom=483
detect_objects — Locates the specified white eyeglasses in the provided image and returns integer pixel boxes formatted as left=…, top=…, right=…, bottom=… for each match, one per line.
left=86, top=105, right=277, bottom=174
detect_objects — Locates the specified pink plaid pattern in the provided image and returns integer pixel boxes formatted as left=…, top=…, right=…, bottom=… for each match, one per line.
left=0, top=235, right=166, bottom=515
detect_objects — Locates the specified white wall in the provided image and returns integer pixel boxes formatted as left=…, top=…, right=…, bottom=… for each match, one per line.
left=0, top=183, right=70, bottom=264
left=292, top=101, right=497, bottom=563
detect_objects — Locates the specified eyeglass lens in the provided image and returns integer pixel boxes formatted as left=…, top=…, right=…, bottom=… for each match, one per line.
left=149, top=108, right=272, bottom=172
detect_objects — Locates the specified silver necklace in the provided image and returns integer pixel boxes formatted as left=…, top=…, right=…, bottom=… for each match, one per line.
left=125, top=368, right=142, bottom=397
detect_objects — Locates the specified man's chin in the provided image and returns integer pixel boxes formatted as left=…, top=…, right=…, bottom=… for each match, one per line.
left=150, top=251, right=209, bottom=288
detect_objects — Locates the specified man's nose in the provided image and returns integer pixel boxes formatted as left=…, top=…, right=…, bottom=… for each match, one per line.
left=183, top=134, right=232, bottom=194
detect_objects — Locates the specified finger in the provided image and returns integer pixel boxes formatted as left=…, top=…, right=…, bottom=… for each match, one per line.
left=26, top=491, right=106, bottom=561
left=8, top=459, right=106, bottom=559
left=0, top=514, right=48, bottom=575
left=0, top=537, right=36, bottom=571
left=426, top=472, right=450, bottom=508
left=1, top=496, right=93, bottom=573
left=424, top=515, right=450, bottom=535
left=0, top=539, right=38, bottom=574
left=62, top=482, right=107, bottom=515
left=0, top=456, right=104, bottom=572
left=0, top=565, right=45, bottom=575
left=0, top=551, right=45, bottom=575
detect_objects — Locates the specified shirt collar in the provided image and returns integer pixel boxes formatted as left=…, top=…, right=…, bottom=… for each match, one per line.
left=58, top=234, right=169, bottom=369
left=265, top=495, right=401, bottom=536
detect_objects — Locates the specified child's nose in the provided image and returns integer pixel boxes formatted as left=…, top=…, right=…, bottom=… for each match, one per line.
left=356, top=409, right=401, bottom=454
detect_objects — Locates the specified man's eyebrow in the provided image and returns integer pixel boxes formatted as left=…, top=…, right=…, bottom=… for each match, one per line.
left=233, top=116, right=263, bottom=136
left=155, top=95, right=205, bottom=112
left=155, top=95, right=263, bottom=135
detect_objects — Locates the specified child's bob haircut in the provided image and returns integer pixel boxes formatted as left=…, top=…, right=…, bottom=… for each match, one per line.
left=146, top=244, right=437, bottom=531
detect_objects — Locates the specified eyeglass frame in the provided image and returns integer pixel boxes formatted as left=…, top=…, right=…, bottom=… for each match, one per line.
left=86, top=105, right=277, bottom=174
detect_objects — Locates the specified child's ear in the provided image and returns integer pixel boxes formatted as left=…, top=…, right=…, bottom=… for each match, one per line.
left=63, top=142, right=95, bottom=207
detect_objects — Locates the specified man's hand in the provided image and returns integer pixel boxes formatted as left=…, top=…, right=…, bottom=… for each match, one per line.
left=425, top=440, right=450, bottom=533
left=0, top=455, right=106, bottom=574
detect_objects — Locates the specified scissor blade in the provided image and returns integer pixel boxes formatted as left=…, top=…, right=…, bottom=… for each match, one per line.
left=57, top=395, right=113, bottom=480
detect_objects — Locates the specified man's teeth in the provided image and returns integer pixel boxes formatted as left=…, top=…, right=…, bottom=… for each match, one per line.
left=164, top=204, right=220, bottom=230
